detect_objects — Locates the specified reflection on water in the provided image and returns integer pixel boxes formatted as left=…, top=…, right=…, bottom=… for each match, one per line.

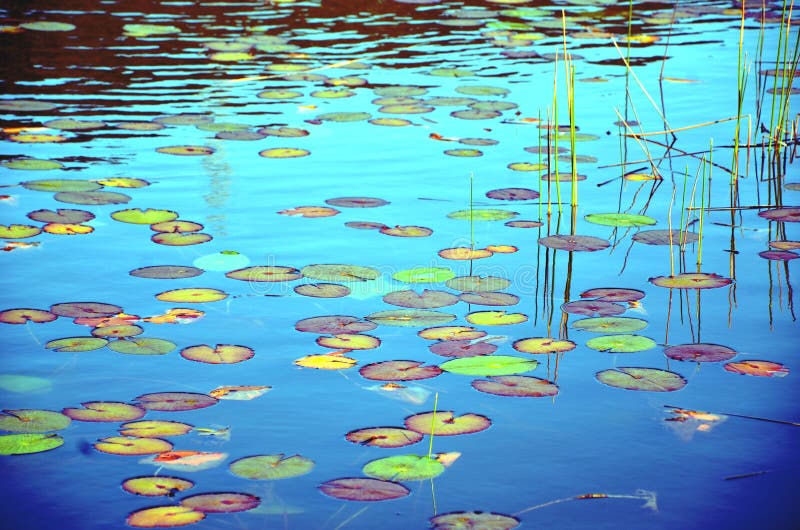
left=0, top=0, right=798, bottom=529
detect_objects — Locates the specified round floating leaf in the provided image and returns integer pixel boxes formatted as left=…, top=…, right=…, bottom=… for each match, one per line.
left=585, top=213, right=657, bottom=227
left=370, top=118, right=412, bottom=126
left=152, top=233, right=212, bottom=246
left=62, top=402, right=145, bottom=422
left=116, top=121, right=165, bottom=131
left=363, top=455, right=444, bottom=481
left=257, top=90, right=302, bottom=100
left=404, top=411, right=491, bottom=436
left=126, top=506, right=205, bottom=528
left=758, top=207, right=800, bottom=222
left=319, top=477, right=409, bottom=501
left=120, top=420, right=193, bottom=438
left=438, top=247, right=493, bottom=260
left=596, top=367, right=687, bottom=392
left=55, top=191, right=131, bottom=205
left=294, top=353, right=357, bottom=370
left=21, top=179, right=101, bottom=193
left=633, top=229, right=700, bottom=245
left=295, top=315, right=376, bottom=334
left=226, top=266, right=302, bottom=282
left=317, top=112, right=371, bottom=122
left=508, top=162, right=547, bottom=172
left=2, top=158, right=64, bottom=170
left=91, top=325, right=143, bottom=338
left=360, top=361, right=442, bottom=381
left=150, top=220, right=203, bottom=233
left=393, top=268, right=456, bottom=283
left=156, top=145, right=215, bottom=156
left=366, top=309, right=455, bottom=327
left=112, top=208, right=178, bottom=224
left=0, top=409, right=71, bottom=433
left=465, top=311, right=528, bottom=326
left=317, top=334, right=380, bottom=350
left=580, top=287, right=645, bottom=302
left=379, top=225, right=433, bottom=237
left=418, top=326, right=486, bottom=341
left=28, top=209, right=94, bottom=224
left=46, top=336, right=108, bottom=352
left=447, top=209, right=517, bottom=221
left=108, top=338, right=176, bottom=355
left=155, top=288, right=228, bottom=303
left=122, top=476, right=195, bottom=497
left=459, top=292, right=519, bottom=306
left=539, top=235, right=610, bottom=252
left=383, top=290, right=459, bottom=309
left=0, top=433, right=63, bottom=455
left=44, top=118, right=104, bottom=131
left=430, top=339, right=497, bottom=358
left=229, top=454, right=314, bottom=480
left=486, top=188, right=539, bottom=201
left=96, top=177, right=149, bottom=188
left=472, top=375, right=559, bottom=398
left=0, top=375, right=51, bottom=393
left=506, top=219, right=543, bottom=228
left=724, top=360, right=788, bottom=377
left=665, top=343, right=736, bottom=362
left=258, top=126, right=309, bottom=137
left=278, top=206, right=339, bottom=217
left=325, top=197, right=389, bottom=208
left=649, top=273, right=732, bottom=289
left=561, top=300, right=626, bottom=316
left=513, top=337, right=576, bottom=354
left=456, top=85, right=510, bottom=96
left=430, top=511, right=520, bottom=530
left=0, top=99, right=59, bottom=111
left=42, top=223, right=93, bottom=235
left=301, top=264, right=379, bottom=282
left=50, top=302, right=122, bottom=318
left=345, top=221, right=388, bottom=230
left=346, top=427, right=423, bottom=448
left=135, top=392, right=218, bottom=412
left=759, top=250, right=799, bottom=260
left=130, top=265, right=204, bottom=279
left=9, top=133, right=66, bottom=144
left=572, top=317, right=648, bottom=333
left=0, top=308, right=57, bottom=324
left=0, top=225, right=41, bottom=239
left=446, top=276, right=510, bottom=292
left=94, top=436, right=173, bottom=456
left=586, top=334, right=657, bottom=353
left=181, top=492, right=260, bottom=513
left=444, top=148, right=483, bottom=157
left=259, top=148, right=310, bottom=158
left=440, top=355, right=538, bottom=376
left=294, top=283, right=350, bottom=298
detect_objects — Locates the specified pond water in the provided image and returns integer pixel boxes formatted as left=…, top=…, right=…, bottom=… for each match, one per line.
left=1, top=0, right=798, bottom=529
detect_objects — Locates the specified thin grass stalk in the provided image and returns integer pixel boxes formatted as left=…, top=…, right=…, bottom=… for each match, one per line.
left=427, top=392, right=439, bottom=458
left=697, top=142, right=712, bottom=271
left=552, top=52, right=563, bottom=215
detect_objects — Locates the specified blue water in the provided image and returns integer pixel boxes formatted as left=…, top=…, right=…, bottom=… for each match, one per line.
left=1, top=1, right=798, bottom=529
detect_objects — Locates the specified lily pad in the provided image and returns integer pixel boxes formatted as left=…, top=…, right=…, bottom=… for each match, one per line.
left=472, top=375, right=559, bottom=397
left=317, top=334, right=380, bottom=350
left=50, top=302, right=123, bottom=318
left=91, top=325, right=144, bottom=338
left=0, top=225, right=41, bottom=239
left=513, top=337, right=576, bottom=354
left=359, top=361, right=442, bottom=381
left=392, top=268, right=456, bottom=283
left=429, top=340, right=497, bottom=358
left=561, top=300, right=626, bottom=316
left=585, top=213, right=657, bottom=227
left=665, top=343, right=737, bottom=362
left=295, top=315, right=376, bottom=334
left=152, top=233, right=212, bottom=246
left=229, top=454, right=314, bottom=480
left=632, top=229, right=699, bottom=245
left=486, top=188, right=539, bottom=201
left=580, top=287, right=645, bottom=302
left=465, top=311, right=528, bottom=326
left=430, top=512, right=520, bottom=530
left=447, top=209, right=517, bottom=221
left=404, top=411, right=491, bottom=436
left=586, top=334, right=657, bottom=353
left=181, top=492, right=260, bottom=513
left=259, top=148, right=310, bottom=158
left=418, top=326, right=486, bottom=341
left=119, top=420, right=194, bottom=438
left=150, top=220, right=203, bottom=233
left=445, top=276, right=511, bottom=292
left=108, top=338, right=176, bottom=355
left=758, top=207, right=800, bottom=222
left=46, top=336, right=108, bottom=352
left=380, top=225, right=433, bottom=237
left=325, top=197, right=389, bottom=208
left=363, top=455, right=444, bottom=481
left=456, top=85, right=510, bottom=96
left=94, top=436, right=173, bottom=456
left=28, top=209, right=94, bottom=224
left=112, top=208, right=178, bottom=224
left=294, top=283, right=350, bottom=298
left=440, top=355, right=538, bottom=376
left=383, top=289, right=459, bottom=308
left=155, top=288, right=228, bottom=303
left=459, top=292, right=520, bottom=306
left=0, top=409, right=71, bottom=433
left=438, top=247, right=493, bottom=260
left=135, top=392, right=218, bottom=412
left=130, top=265, right=204, bottom=279
left=345, top=427, right=423, bottom=448
left=539, top=235, right=610, bottom=252
left=0, top=308, right=57, bottom=324
left=126, top=506, right=205, bottom=528
left=122, top=476, right=195, bottom=497
left=55, top=191, right=131, bottom=205
left=156, top=145, right=215, bottom=156
left=2, top=158, right=64, bottom=170
left=301, top=264, right=379, bottom=282
left=62, top=402, right=145, bottom=422
left=294, top=353, right=357, bottom=370
left=596, top=367, right=687, bottom=392
left=572, top=317, right=648, bottom=333
left=724, top=360, right=788, bottom=377
left=319, top=477, right=409, bottom=501
left=649, top=273, right=733, bottom=289
left=21, top=179, right=101, bottom=192
left=366, top=309, right=455, bottom=327
left=0, top=433, right=63, bottom=455
left=759, top=250, right=800, bottom=260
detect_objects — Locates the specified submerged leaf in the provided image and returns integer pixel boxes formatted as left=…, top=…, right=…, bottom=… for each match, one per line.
left=319, top=477, right=409, bottom=501
left=472, top=375, right=559, bottom=397
left=665, top=343, right=737, bottom=363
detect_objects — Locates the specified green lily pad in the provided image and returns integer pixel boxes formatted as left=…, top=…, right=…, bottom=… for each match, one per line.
left=440, top=355, right=538, bottom=376
left=294, top=283, right=350, bottom=298
left=122, top=23, right=181, bottom=37
left=0, top=99, right=59, bottom=112
left=1, top=158, right=64, bottom=170
left=447, top=209, right=518, bottom=221
left=21, top=21, right=76, bottom=31
left=317, top=112, right=371, bottom=122
left=112, top=208, right=179, bottom=224
left=119, top=420, right=193, bottom=438
left=0, top=224, right=41, bottom=239
left=258, top=148, right=310, bottom=158
left=319, top=477, right=409, bottom=501
left=28, top=209, right=94, bottom=224
left=91, top=325, right=144, bottom=338
left=45, top=336, right=108, bottom=352
left=129, top=265, right=204, bottom=279
left=94, top=436, right=173, bottom=456
left=156, top=146, right=215, bottom=156
left=62, top=402, right=145, bottom=422
left=366, top=309, right=455, bottom=327
left=257, top=89, right=303, bottom=99
left=572, top=317, right=648, bottom=333
left=225, top=266, right=302, bottom=282
left=135, top=392, right=218, bottom=412
left=44, top=118, right=104, bottom=131
left=404, top=411, right=491, bottom=436
left=585, top=213, right=657, bottom=227
left=456, top=85, right=510, bottom=96
left=363, top=455, right=445, bottom=481
left=0, top=308, right=57, bottom=324
left=445, top=276, right=511, bottom=292
left=0, top=409, right=71, bottom=433
left=229, top=454, right=314, bottom=480
left=107, top=338, right=176, bottom=355
left=596, top=367, right=687, bottom=392
left=392, top=268, right=455, bottom=283
left=180, top=344, right=254, bottom=364
left=586, top=334, right=657, bottom=353
left=472, top=375, right=559, bottom=397
left=465, top=311, right=528, bottom=326
left=345, top=427, right=423, bottom=448
left=430, top=511, right=520, bottom=530
left=301, top=264, right=379, bottom=282
left=513, top=337, right=576, bottom=354
left=125, top=506, right=205, bottom=528
left=0, top=433, right=63, bottom=455
left=650, top=273, right=733, bottom=289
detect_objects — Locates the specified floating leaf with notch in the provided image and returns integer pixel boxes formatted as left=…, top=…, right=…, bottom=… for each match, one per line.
left=596, top=367, right=687, bottom=391
left=319, top=477, right=409, bottom=501
left=229, top=454, right=314, bottom=480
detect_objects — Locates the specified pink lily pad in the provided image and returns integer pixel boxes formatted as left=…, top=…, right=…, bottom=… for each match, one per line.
left=49, top=302, right=123, bottom=318
left=345, top=427, right=423, bottom=448
left=665, top=343, right=737, bottom=362
left=758, top=207, right=800, bottom=222
left=405, top=411, right=491, bottom=436
left=429, top=340, right=497, bottom=358
left=472, top=375, right=559, bottom=397
left=180, top=492, right=260, bottom=513
left=295, top=315, right=377, bottom=334
left=325, top=197, right=389, bottom=208
left=319, top=478, right=409, bottom=501
left=459, top=292, right=519, bottom=306
left=538, top=235, right=610, bottom=252
left=486, top=188, right=539, bottom=201
left=359, top=360, right=443, bottom=381
left=382, top=289, right=459, bottom=308
left=580, top=287, right=645, bottom=302
left=561, top=300, right=626, bottom=316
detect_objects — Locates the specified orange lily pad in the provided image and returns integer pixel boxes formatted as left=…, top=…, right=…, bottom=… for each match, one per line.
left=724, top=360, right=788, bottom=377
left=62, top=402, right=145, bottom=422
left=94, top=436, right=173, bottom=456
left=126, top=506, right=205, bottom=528
left=513, top=337, right=576, bottom=354
left=472, top=375, right=559, bottom=397
left=404, top=411, right=491, bottom=436
left=122, top=476, right=195, bottom=497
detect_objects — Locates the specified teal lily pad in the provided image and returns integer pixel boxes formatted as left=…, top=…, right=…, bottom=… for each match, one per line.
left=0, top=433, right=64, bottom=455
